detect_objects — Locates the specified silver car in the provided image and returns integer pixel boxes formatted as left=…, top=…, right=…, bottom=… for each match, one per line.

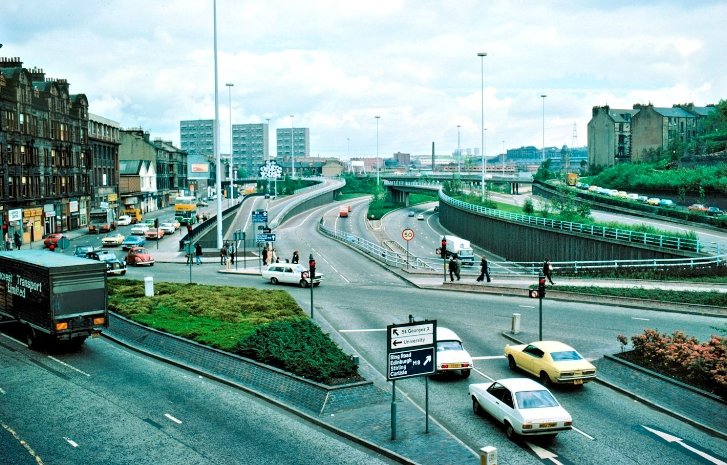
left=261, top=263, right=323, bottom=288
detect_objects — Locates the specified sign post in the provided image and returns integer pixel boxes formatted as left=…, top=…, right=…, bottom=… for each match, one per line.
left=387, top=320, right=437, bottom=439
left=401, top=228, right=414, bottom=269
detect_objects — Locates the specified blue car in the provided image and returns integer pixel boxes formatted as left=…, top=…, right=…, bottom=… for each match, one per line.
left=121, top=235, right=146, bottom=250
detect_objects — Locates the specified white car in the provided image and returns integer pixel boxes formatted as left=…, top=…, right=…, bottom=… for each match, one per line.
left=159, top=222, right=177, bottom=234
left=130, top=223, right=150, bottom=235
left=469, top=378, right=572, bottom=440
left=262, top=263, right=323, bottom=288
left=435, top=327, right=473, bottom=378
left=117, top=215, right=132, bottom=226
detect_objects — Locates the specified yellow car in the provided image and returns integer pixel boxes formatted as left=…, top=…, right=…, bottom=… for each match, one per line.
left=101, top=232, right=125, bottom=247
left=504, top=341, right=596, bottom=386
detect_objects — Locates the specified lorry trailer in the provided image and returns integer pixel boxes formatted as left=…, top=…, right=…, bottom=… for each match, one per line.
left=435, top=235, right=475, bottom=266
left=0, top=250, right=109, bottom=349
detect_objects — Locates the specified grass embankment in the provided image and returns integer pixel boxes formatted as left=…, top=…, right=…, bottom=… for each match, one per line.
left=368, top=193, right=437, bottom=219
left=108, top=280, right=362, bottom=384
left=551, top=286, right=727, bottom=308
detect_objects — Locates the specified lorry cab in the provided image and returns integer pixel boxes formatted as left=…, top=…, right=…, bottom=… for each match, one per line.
left=123, top=208, right=143, bottom=224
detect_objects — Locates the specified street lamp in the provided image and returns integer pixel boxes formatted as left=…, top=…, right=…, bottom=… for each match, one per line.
left=456, top=125, right=461, bottom=176
left=213, top=0, right=222, bottom=248
left=541, top=94, right=547, bottom=163
left=375, top=116, right=381, bottom=185
left=226, top=83, right=234, bottom=201
left=478, top=52, right=487, bottom=200
left=265, top=118, right=270, bottom=163
left=290, top=115, right=295, bottom=178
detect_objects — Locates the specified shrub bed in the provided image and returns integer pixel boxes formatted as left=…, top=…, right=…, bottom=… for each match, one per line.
left=616, top=329, right=726, bottom=399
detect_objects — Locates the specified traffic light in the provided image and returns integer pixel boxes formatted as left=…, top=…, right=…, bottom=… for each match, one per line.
left=440, top=237, right=447, bottom=259
left=309, top=254, right=316, bottom=280
left=1, top=223, right=7, bottom=234
left=538, top=275, right=546, bottom=298
left=154, top=218, right=159, bottom=228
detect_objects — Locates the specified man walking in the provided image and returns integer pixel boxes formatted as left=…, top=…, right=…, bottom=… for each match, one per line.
left=195, top=243, right=203, bottom=265
left=543, top=259, right=555, bottom=285
left=448, top=254, right=461, bottom=281
left=476, top=257, right=491, bottom=283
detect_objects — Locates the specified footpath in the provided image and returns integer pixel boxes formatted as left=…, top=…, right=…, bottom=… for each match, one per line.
left=27, top=208, right=727, bottom=464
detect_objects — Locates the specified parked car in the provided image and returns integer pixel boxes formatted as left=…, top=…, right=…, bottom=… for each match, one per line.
left=469, top=378, right=572, bottom=440
left=85, top=250, right=127, bottom=276
left=261, top=263, right=322, bottom=287
left=117, top=215, right=133, bottom=226
left=637, top=195, right=649, bottom=203
left=43, top=233, right=64, bottom=248
left=130, top=224, right=150, bottom=235
left=435, top=327, right=473, bottom=378
left=659, top=198, right=675, bottom=208
left=73, top=244, right=100, bottom=258
left=101, top=232, right=125, bottom=247
left=707, top=206, right=723, bottom=216
left=125, top=246, right=155, bottom=266
left=646, top=198, right=661, bottom=206
left=688, top=203, right=708, bottom=212
left=121, top=235, right=146, bottom=250
left=159, top=222, right=177, bottom=234
left=145, top=228, right=165, bottom=240
left=504, top=340, right=596, bottom=386
left=626, top=193, right=639, bottom=200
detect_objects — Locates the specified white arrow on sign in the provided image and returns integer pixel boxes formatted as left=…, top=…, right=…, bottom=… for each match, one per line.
left=525, top=442, right=564, bottom=465
left=642, top=425, right=726, bottom=465
left=423, top=355, right=431, bottom=366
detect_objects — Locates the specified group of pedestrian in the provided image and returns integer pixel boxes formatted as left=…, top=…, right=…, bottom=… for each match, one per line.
left=448, top=257, right=554, bottom=285
left=3, top=232, right=22, bottom=251
left=261, top=244, right=278, bottom=265
left=186, top=243, right=203, bottom=265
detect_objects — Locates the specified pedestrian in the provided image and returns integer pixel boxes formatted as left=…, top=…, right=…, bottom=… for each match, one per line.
left=187, top=224, right=193, bottom=236
left=13, top=232, right=21, bottom=250
left=476, top=257, right=491, bottom=283
left=195, top=243, right=203, bottom=265
left=227, top=242, right=235, bottom=264
left=220, top=244, right=227, bottom=265
left=4, top=233, right=11, bottom=251
left=448, top=254, right=461, bottom=282
left=262, top=246, right=269, bottom=266
left=543, top=259, right=555, bottom=285
left=292, top=250, right=299, bottom=264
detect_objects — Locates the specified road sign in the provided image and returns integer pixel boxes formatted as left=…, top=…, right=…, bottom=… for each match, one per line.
left=387, top=320, right=437, bottom=381
left=256, top=233, right=276, bottom=242
left=402, top=228, right=414, bottom=241
left=388, top=347, right=436, bottom=380
left=529, top=289, right=540, bottom=298
left=252, top=210, right=268, bottom=223
left=262, top=227, right=271, bottom=234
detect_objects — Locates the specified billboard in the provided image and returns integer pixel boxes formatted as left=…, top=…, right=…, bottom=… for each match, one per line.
left=188, top=155, right=210, bottom=180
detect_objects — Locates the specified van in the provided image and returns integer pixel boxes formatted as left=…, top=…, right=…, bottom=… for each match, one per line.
left=123, top=208, right=143, bottom=224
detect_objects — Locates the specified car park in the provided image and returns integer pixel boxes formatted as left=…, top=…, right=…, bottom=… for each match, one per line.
left=85, top=250, right=127, bottom=276
left=145, top=228, right=165, bottom=240
left=43, top=233, right=64, bottom=248
left=504, top=340, right=596, bottom=386
left=469, top=377, right=572, bottom=440
left=101, top=232, right=125, bottom=247
left=121, top=235, right=146, bottom=250
left=435, top=327, right=473, bottom=378
left=125, top=246, right=155, bottom=266
left=117, top=215, right=133, bottom=226
left=261, top=263, right=322, bottom=287
left=159, top=222, right=177, bottom=234
left=130, top=224, right=150, bottom=235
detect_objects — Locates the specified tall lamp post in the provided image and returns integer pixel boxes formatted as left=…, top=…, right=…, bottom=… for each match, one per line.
left=456, top=124, right=461, bottom=176
left=478, top=52, right=487, bottom=200
left=265, top=118, right=270, bottom=163
left=541, top=94, right=547, bottom=163
left=213, top=0, right=222, bottom=248
left=290, top=115, right=295, bottom=178
left=226, top=83, right=234, bottom=201
left=375, top=116, right=381, bottom=185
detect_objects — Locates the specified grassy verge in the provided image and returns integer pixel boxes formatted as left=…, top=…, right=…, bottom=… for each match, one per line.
left=108, top=279, right=362, bottom=384
left=547, top=285, right=727, bottom=308
left=368, top=192, right=437, bottom=219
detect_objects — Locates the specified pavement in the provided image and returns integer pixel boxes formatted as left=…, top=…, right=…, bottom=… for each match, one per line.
left=26, top=206, right=727, bottom=463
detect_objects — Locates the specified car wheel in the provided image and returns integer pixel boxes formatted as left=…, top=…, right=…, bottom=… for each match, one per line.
left=539, top=371, right=551, bottom=387
left=472, top=397, right=482, bottom=416
left=300, top=280, right=309, bottom=288
left=270, top=277, right=279, bottom=285
left=508, top=355, right=517, bottom=370
left=121, top=270, right=127, bottom=275
left=505, top=422, right=517, bottom=441
left=313, top=282, right=320, bottom=287
left=461, top=369, right=471, bottom=378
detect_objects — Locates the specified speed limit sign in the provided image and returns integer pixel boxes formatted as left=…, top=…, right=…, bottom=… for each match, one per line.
left=402, top=228, right=415, bottom=241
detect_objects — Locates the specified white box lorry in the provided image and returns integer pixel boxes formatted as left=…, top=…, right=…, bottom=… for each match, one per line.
left=435, top=235, right=475, bottom=266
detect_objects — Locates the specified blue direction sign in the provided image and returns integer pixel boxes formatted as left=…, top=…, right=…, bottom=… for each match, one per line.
left=256, top=233, right=276, bottom=242
left=388, top=347, right=436, bottom=380
left=252, top=210, right=268, bottom=223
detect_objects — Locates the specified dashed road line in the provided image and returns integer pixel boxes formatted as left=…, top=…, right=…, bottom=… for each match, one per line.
left=63, top=436, right=79, bottom=447
left=1, top=421, right=45, bottom=464
left=573, top=426, right=595, bottom=440
left=47, top=356, right=91, bottom=377
left=164, top=413, right=183, bottom=424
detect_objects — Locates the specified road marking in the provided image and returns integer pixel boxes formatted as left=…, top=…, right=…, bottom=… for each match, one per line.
left=0, top=387, right=5, bottom=394
left=164, top=413, right=183, bottom=424
left=63, top=437, right=79, bottom=448
left=519, top=305, right=535, bottom=308
left=47, top=356, right=91, bottom=377
left=339, top=328, right=386, bottom=333
left=1, top=332, right=27, bottom=347
left=472, top=367, right=494, bottom=381
left=642, top=425, right=726, bottom=464
left=471, top=355, right=505, bottom=361
left=632, top=317, right=650, bottom=321
left=573, top=426, right=595, bottom=440
left=526, top=441, right=564, bottom=464
left=2, top=422, right=45, bottom=464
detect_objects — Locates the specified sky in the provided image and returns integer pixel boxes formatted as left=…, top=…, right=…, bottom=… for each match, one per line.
left=2, top=0, right=726, bottom=160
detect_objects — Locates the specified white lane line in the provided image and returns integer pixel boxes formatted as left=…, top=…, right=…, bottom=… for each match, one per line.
left=339, top=328, right=386, bottom=333
left=632, top=317, right=650, bottom=321
left=1, top=332, right=27, bottom=347
left=63, top=437, right=79, bottom=448
left=0, top=387, right=6, bottom=394
left=2, top=422, right=45, bottom=464
left=472, top=367, right=495, bottom=381
left=47, top=356, right=91, bottom=377
left=471, top=355, right=505, bottom=361
left=573, top=426, right=595, bottom=440
left=519, top=305, right=535, bottom=308
left=164, top=413, right=183, bottom=424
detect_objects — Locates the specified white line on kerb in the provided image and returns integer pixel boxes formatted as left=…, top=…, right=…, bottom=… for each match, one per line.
left=164, top=413, right=183, bottom=424
left=47, top=356, right=91, bottom=377
left=63, top=436, right=79, bottom=447
left=339, top=328, right=386, bottom=333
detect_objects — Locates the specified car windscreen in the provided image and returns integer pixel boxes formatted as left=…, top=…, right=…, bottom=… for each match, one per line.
left=437, top=340, right=463, bottom=352
left=550, top=350, right=583, bottom=361
left=515, top=390, right=559, bottom=409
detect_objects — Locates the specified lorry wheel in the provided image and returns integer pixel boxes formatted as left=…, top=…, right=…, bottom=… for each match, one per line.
left=25, top=325, right=41, bottom=350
